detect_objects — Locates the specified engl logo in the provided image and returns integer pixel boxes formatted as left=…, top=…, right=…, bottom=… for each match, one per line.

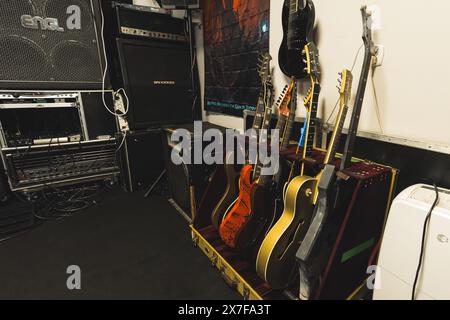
left=20, top=5, right=82, bottom=32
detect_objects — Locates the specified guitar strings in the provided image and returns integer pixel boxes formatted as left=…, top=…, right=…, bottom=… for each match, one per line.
left=324, top=44, right=364, bottom=127
left=325, top=44, right=385, bottom=135
left=370, top=68, right=385, bottom=134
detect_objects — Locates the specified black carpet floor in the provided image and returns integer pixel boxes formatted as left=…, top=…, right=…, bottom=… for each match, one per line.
left=0, top=189, right=240, bottom=300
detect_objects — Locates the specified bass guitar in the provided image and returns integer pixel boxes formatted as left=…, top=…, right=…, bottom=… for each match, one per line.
left=219, top=79, right=297, bottom=252
left=211, top=53, right=274, bottom=230
left=279, top=0, right=315, bottom=79
left=297, top=6, right=375, bottom=300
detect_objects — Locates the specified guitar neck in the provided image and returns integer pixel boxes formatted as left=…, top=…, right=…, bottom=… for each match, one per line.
left=252, top=88, right=269, bottom=131
left=281, top=112, right=296, bottom=152
left=324, top=104, right=348, bottom=165
left=281, top=84, right=298, bottom=151
left=302, top=84, right=320, bottom=159
left=253, top=100, right=273, bottom=181
left=340, top=48, right=372, bottom=170
left=275, top=112, right=288, bottom=141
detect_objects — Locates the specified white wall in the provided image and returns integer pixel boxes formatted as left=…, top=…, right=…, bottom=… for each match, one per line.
left=198, top=1, right=450, bottom=150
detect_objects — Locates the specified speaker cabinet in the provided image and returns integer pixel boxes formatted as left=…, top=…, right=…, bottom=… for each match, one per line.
left=119, top=130, right=165, bottom=192
left=163, top=123, right=227, bottom=220
left=116, top=38, right=193, bottom=129
left=0, top=0, right=104, bottom=90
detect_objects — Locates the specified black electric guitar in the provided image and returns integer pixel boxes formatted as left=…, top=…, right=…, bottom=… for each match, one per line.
left=279, top=0, right=315, bottom=79
left=296, top=6, right=376, bottom=300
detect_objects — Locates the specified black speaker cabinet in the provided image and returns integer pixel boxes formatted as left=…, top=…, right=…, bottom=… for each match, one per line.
left=163, top=123, right=227, bottom=220
left=119, top=130, right=165, bottom=192
left=0, top=0, right=104, bottom=90
left=116, top=38, right=193, bottom=129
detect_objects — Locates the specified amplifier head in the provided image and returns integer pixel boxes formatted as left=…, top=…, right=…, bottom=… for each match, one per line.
left=161, top=0, right=200, bottom=9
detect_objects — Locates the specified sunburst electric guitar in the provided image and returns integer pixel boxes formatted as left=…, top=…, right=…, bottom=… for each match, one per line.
left=211, top=53, right=274, bottom=230
left=219, top=79, right=297, bottom=251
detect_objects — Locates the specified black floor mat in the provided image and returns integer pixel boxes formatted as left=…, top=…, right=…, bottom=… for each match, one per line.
left=0, top=189, right=240, bottom=300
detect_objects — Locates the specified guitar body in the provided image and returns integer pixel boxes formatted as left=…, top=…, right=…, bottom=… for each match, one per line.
left=219, top=165, right=255, bottom=248
left=219, top=164, right=276, bottom=253
left=236, top=180, right=276, bottom=254
left=256, top=175, right=317, bottom=289
left=211, top=160, right=241, bottom=230
left=278, top=0, right=315, bottom=79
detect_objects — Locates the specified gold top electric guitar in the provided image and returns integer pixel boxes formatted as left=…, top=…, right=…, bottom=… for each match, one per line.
left=256, top=57, right=353, bottom=289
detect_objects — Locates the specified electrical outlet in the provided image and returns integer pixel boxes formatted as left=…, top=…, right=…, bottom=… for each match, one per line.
left=373, top=45, right=385, bottom=67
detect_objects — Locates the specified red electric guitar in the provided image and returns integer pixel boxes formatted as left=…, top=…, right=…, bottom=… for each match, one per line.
left=219, top=79, right=297, bottom=251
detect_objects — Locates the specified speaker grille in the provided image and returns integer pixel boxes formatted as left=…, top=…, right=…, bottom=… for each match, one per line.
left=0, top=0, right=103, bottom=89
left=51, top=40, right=101, bottom=82
left=0, top=0, right=37, bottom=30
left=0, top=35, right=49, bottom=81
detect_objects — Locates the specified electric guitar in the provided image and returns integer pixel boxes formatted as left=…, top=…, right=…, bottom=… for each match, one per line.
left=211, top=53, right=273, bottom=230
left=256, top=43, right=323, bottom=289
left=279, top=0, right=315, bottom=79
left=296, top=6, right=375, bottom=300
left=219, top=80, right=297, bottom=251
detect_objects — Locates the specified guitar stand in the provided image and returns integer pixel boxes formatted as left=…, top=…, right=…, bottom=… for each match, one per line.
left=144, top=170, right=167, bottom=198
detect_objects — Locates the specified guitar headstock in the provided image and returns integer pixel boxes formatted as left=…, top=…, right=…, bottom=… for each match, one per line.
left=257, top=52, right=272, bottom=82
left=361, top=6, right=375, bottom=55
left=276, top=80, right=295, bottom=117
left=303, top=42, right=320, bottom=84
left=289, top=0, right=308, bottom=14
left=338, top=69, right=353, bottom=106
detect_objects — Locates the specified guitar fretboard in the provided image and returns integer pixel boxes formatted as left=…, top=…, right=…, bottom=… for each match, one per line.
left=340, top=47, right=373, bottom=171
left=253, top=106, right=273, bottom=180
left=252, top=90, right=268, bottom=131
left=324, top=105, right=348, bottom=166
left=302, top=84, right=320, bottom=159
